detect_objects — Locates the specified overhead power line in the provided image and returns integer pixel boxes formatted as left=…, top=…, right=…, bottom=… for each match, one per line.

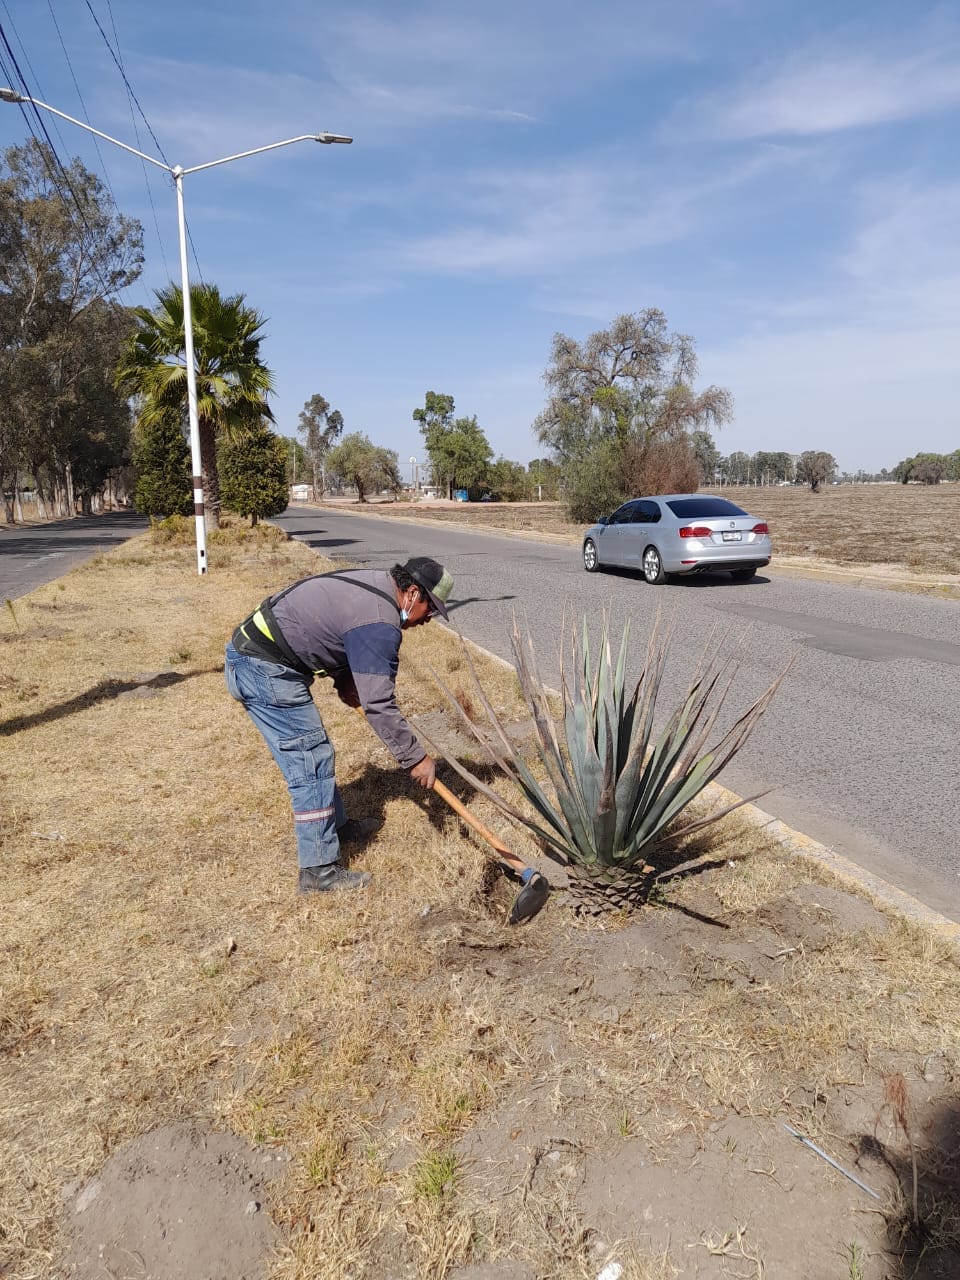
left=0, top=21, right=139, bottom=314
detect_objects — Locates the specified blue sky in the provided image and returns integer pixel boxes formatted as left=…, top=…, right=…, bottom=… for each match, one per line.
left=1, top=0, right=958, bottom=475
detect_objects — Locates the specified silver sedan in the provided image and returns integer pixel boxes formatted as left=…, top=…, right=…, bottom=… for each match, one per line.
left=582, top=494, right=772, bottom=583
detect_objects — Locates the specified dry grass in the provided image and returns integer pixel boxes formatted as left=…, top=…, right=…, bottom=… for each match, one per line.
left=1, top=524, right=958, bottom=1279
left=338, top=482, right=960, bottom=583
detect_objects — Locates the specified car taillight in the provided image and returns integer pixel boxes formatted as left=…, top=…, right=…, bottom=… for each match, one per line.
left=752, top=523, right=769, bottom=535
left=678, top=525, right=713, bottom=538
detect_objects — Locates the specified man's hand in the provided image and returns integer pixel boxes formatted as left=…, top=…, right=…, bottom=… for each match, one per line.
left=409, top=755, right=436, bottom=789
left=337, top=684, right=361, bottom=708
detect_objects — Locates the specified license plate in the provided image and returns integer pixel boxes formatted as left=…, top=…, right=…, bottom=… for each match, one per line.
left=722, top=531, right=741, bottom=542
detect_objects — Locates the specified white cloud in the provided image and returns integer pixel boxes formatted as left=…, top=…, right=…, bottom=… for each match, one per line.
left=677, top=47, right=960, bottom=139
left=840, top=179, right=960, bottom=324
left=395, top=145, right=797, bottom=276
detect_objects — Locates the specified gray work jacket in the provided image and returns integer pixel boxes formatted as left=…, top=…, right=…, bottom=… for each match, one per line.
left=268, top=570, right=425, bottom=769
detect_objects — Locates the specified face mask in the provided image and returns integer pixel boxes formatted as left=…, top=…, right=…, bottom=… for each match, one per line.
left=400, top=608, right=410, bottom=623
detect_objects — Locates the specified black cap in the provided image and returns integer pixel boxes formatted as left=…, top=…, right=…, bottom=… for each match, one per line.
left=402, top=557, right=453, bottom=619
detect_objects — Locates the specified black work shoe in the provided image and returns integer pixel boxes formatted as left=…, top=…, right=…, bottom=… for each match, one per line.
left=298, top=863, right=372, bottom=895
left=336, top=817, right=383, bottom=847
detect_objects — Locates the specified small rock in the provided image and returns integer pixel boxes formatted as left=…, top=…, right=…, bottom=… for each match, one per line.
left=245, top=1200, right=260, bottom=1215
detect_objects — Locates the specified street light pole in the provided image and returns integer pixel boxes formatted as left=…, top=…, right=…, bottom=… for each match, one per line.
left=0, top=87, right=351, bottom=574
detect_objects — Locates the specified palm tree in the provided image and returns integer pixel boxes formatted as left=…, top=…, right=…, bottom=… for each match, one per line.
left=115, top=283, right=274, bottom=527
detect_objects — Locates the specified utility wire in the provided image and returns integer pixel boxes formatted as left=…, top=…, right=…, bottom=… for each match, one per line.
left=82, top=0, right=169, bottom=165
left=91, top=0, right=171, bottom=282
left=0, top=21, right=136, bottom=314
left=41, top=1, right=126, bottom=228
left=0, top=0, right=89, bottom=186
left=86, top=0, right=204, bottom=286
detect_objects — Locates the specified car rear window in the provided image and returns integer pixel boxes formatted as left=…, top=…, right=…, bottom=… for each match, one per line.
left=665, top=498, right=748, bottom=518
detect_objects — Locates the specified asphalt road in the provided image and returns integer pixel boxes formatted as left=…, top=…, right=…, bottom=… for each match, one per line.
left=274, top=505, right=960, bottom=922
left=0, top=512, right=149, bottom=600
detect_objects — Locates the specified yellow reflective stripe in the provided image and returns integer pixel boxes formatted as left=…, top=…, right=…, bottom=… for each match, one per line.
left=252, top=608, right=274, bottom=641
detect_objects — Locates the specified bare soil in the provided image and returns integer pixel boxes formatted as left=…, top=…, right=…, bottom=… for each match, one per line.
left=1, top=523, right=958, bottom=1280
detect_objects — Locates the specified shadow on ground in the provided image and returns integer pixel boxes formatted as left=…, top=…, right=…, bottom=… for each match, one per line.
left=0, top=669, right=219, bottom=737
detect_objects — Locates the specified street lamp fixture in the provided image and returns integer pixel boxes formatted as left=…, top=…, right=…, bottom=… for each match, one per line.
left=1, top=88, right=352, bottom=574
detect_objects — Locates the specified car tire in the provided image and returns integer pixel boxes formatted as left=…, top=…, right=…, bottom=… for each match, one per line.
left=583, top=538, right=602, bottom=572
left=731, top=567, right=758, bottom=582
left=642, top=546, right=666, bottom=584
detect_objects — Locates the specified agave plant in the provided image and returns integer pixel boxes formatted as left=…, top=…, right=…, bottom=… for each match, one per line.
left=424, top=611, right=792, bottom=913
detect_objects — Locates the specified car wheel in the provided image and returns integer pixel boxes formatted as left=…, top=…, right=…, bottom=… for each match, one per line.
left=642, top=546, right=666, bottom=584
left=583, top=538, right=602, bottom=572
left=731, top=567, right=757, bottom=582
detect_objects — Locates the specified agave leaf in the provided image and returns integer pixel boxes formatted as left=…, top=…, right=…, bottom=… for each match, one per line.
left=425, top=611, right=791, bottom=883
left=648, top=786, right=775, bottom=851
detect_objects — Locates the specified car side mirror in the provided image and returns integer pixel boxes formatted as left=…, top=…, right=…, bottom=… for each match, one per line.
left=598, top=515, right=608, bottom=526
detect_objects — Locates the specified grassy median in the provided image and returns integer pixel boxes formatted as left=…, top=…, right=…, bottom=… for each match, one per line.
left=1, top=522, right=958, bottom=1280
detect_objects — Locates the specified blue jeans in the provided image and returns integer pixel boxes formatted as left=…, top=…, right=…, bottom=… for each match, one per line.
left=225, top=641, right=345, bottom=868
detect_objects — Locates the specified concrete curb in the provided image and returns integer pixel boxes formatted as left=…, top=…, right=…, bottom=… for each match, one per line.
left=708, top=783, right=960, bottom=946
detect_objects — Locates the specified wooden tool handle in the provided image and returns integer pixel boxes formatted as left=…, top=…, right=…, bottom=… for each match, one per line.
left=432, top=777, right=525, bottom=872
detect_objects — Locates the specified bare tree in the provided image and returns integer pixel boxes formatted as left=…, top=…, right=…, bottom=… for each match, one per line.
left=297, top=393, right=344, bottom=496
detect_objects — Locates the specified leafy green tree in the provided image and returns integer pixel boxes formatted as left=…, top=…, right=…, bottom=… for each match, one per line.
left=527, top=456, right=561, bottom=500
left=219, top=422, right=289, bottom=524
left=724, top=451, right=751, bottom=484
left=795, top=450, right=837, bottom=492
left=412, top=392, right=493, bottom=497
left=690, top=430, right=720, bottom=484
left=413, top=391, right=456, bottom=497
left=446, top=416, right=493, bottom=497
left=326, top=432, right=401, bottom=503
left=132, top=412, right=191, bottom=518
left=910, top=454, right=945, bottom=484
left=945, top=450, right=960, bottom=481
left=115, top=283, right=274, bottom=528
left=565, top=438, right=627, bottom=523
left=286, top=436, right=309, bottom=485
left=534, top=311, right=731, bottom=518
left=413, top=391, right=455, bottom=443
left=297, top=393, right=343, bottom=495
left=752, top=449, right=795, bottom=484
left=0, top=138, right=143, bottom=519
left=61, top=301, right=137, bottom=513
left=485, top=457, right=529, bottom=501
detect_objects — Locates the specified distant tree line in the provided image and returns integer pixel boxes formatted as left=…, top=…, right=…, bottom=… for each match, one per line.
left=891, top=451, right=960, bottom=485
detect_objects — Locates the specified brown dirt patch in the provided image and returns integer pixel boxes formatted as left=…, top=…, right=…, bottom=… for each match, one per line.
left=60, top=1122, right=282, bottom=1280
